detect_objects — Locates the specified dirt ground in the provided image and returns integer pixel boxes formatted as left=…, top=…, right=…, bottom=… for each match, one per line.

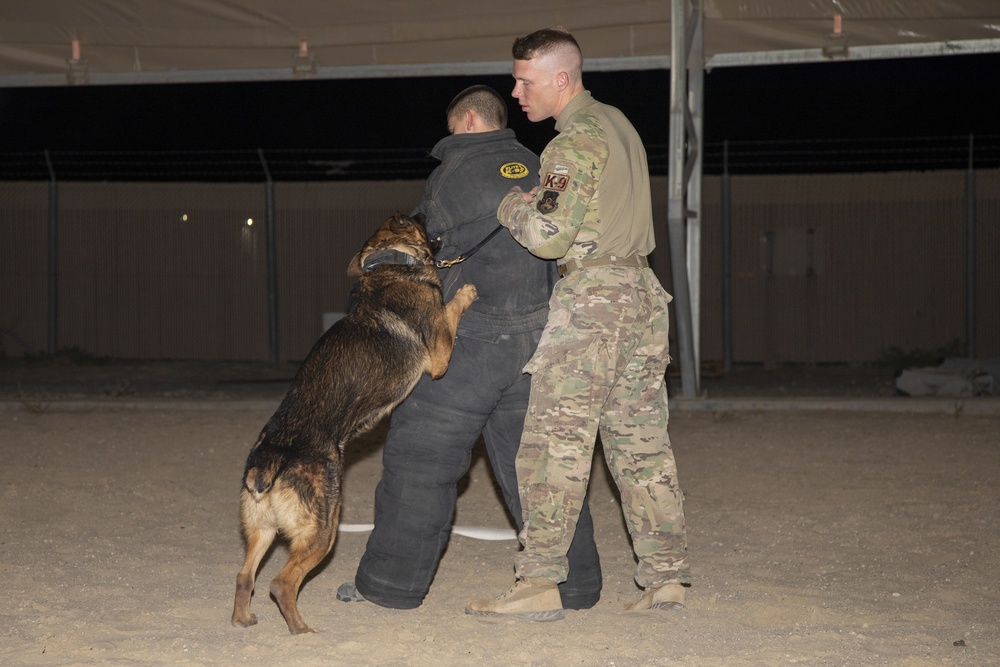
left=1, top=360, right=998, bottom=666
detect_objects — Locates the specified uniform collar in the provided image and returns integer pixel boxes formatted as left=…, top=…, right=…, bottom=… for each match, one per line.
left=555, top=91, right=594, bottom=132
left=430, top=127, right=515, bottom=161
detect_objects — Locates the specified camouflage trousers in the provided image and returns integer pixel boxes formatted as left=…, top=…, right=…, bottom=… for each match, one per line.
left=514, top=266, right=690, bottom=589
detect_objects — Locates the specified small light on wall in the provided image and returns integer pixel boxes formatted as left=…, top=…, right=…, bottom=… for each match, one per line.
left=66, top=37, right=90, bottom=84
left=822, top=13, right=849, bottom=59
left=181, top=213, right=189, bottom=221
left=293, top=39, right=316, bottom=76
left=246, top=218, right=254, bottom=226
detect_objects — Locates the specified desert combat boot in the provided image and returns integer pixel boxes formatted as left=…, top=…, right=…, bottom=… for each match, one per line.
left=626, top=582, right=686, bottom=611
left=465, top=578, right=565, bottom=621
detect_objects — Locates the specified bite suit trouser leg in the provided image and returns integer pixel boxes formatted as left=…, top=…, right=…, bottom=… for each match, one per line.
left=353, top=329, right=602, bottom=609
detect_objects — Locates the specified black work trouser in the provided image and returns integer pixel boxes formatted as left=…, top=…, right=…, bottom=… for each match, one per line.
left=353, top=326, right=603, bottom=610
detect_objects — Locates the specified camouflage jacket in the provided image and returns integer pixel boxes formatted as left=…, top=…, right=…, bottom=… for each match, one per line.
left=497, top=91, right=656, bottom=264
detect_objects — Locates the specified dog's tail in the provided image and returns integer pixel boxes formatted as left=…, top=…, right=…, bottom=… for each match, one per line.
left=242, top=432, right=287, bottom=500
left=243, top=465, right=277, bottom=499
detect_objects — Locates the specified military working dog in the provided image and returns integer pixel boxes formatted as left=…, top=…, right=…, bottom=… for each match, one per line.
left=231, top=213, right=477, bottom=634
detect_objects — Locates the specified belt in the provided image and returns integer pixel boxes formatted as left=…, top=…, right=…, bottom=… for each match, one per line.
left=558, top=254, right=648, bottom=277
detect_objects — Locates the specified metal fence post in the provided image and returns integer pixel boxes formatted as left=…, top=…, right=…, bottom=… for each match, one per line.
left=721, top=140, right=732, bottom=373
left=966, top=134, right=976, bottom=359
left=44, top=150, right=58, bottom=355
left=259, top=148, right=279, bottom=363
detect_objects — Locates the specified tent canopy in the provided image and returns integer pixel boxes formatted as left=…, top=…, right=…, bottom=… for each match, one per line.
left=2, top=1, right=999, bottom=87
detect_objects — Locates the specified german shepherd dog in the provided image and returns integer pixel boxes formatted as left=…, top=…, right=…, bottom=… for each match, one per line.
left=231, top=213, right=477, bottom=634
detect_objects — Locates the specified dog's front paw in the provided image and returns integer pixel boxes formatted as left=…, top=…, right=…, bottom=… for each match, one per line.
left=231, top=612, right=258, bottom=628
left=455, top=283, right=478, bottom=306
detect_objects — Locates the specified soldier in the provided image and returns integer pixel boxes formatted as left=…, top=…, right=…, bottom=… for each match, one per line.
left=466, top=28, right=689, bottom=621
left=336, top=85, right=603, bottom=611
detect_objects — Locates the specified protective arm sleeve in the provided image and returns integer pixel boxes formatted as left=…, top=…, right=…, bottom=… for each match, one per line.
left=496, top=129, right=604, bottom=260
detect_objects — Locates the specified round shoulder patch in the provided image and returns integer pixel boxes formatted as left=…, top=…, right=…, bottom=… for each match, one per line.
left=499, top=161, right=530, bottom=179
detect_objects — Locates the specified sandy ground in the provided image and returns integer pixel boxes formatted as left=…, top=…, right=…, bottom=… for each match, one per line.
left=1, top=360, right=998, bottom=666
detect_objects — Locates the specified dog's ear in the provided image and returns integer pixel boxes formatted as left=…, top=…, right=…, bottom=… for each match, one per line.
left=391, top=212, right=411, bottom=230
left=346, top=252, right=363, bottom=277
left=412, top=212, right=426, bottom=227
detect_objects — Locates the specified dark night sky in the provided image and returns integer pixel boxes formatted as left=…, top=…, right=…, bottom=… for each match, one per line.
left=0, top=52, right=998, bottom=174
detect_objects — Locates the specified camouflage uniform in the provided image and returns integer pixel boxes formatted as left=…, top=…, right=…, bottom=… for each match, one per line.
left=497, top=91, right=689, bottom=590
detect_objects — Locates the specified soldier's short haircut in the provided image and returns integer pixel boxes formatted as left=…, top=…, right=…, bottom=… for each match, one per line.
left=446, top=85, right=508, bottom=130
left=512, top=27, right=582, bottom=62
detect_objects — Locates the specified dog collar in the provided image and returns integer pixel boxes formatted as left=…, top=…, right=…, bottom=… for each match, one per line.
left=361, top=249, right=422, bottom=273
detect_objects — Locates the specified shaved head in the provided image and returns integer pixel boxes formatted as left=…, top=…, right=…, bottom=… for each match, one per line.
left=511, top=28, right=583, bottom=87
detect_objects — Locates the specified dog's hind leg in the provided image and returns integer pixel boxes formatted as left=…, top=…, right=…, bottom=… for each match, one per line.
left=232, top=514, right=277, bottom=628
left=269, top=500, right=342, bottom=635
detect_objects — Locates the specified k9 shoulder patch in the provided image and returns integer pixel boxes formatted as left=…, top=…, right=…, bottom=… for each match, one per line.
left=541, top=170, right=569, bottom=191
left=500, top=162, right=530, bottom=179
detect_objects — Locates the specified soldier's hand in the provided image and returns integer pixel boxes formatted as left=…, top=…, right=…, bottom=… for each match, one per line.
left=509, top=185, right=539, bottom=203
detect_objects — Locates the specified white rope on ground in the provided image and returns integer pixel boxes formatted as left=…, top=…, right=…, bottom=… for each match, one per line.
left=338, top=523, right=517, bottom=541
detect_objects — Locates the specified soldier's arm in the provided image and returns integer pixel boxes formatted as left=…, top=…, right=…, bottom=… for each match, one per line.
left=497, top=124, right=607, bottom=259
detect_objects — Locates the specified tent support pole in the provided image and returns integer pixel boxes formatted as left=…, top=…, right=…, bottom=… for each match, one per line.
left=667, top=0, right=703, bottom=398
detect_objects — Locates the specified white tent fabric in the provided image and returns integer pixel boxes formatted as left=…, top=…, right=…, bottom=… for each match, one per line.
left=2, top=1, right=999, bottom=87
